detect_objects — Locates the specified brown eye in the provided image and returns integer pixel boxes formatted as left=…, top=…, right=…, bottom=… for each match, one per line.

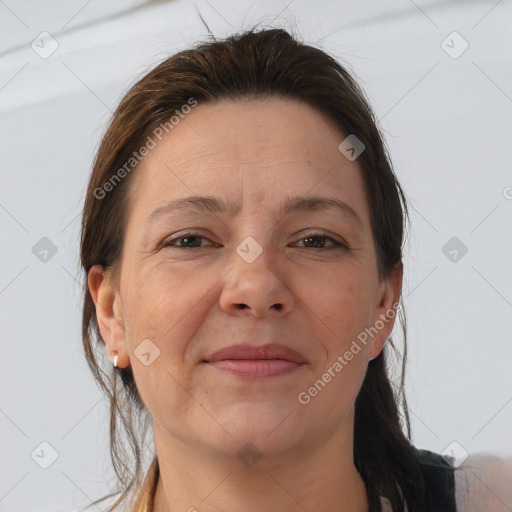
left=161, top=232, right=214, bottom=249
left=293, top=233, right=348, bottom=250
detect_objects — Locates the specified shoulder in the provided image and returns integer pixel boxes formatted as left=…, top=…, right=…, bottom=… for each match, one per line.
left=454, top=452, right=512, bottom=512
left=380, top=450, right=512, bottom=512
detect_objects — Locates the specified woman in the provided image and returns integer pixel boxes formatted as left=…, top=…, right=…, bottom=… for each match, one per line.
left=80, top=27, right=511, bottom=512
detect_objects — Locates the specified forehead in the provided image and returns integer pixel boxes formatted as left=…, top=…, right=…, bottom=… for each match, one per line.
left=127, top=97, right=370, bottom=227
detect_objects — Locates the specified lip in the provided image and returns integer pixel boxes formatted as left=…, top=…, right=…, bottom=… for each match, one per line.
left=203, top=343, right=307, bottom=379
left=206, top=359, right=303, bottom=378
left=203, top=343, right=306, bottom=363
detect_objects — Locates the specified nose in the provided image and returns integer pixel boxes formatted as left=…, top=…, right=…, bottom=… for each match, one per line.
left=219, top=240, right=295, bottom=318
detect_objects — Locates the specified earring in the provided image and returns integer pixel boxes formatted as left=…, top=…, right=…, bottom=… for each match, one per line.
left=112, top=351, right=119, bottom=368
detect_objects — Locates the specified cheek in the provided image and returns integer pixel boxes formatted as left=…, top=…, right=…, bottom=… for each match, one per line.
left=122, top=261, right=215, bottom=388
left=124, top=261, right=198, bottom=339
left=310, top=271, right=375, bottom=344
left=304, top=273, right=375, bottom=403
left=123, top=267, right=203, bottom=420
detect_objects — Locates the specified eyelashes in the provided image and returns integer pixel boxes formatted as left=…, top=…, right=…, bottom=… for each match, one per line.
left=160, top=232, right=214, bottom=249
left=293, top=234, right=347, bottom=250
left=159, top=232, right=349, bottom=251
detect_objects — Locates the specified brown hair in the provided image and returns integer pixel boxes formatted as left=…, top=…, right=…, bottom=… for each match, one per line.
left=80, top=26, right=424, bottom=512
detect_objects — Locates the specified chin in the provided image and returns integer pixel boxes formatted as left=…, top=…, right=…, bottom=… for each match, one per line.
left=204, top=403, right=305, bottom=462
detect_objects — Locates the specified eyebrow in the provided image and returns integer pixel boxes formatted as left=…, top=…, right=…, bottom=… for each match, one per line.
left=145, top=194, right=363, bottom=228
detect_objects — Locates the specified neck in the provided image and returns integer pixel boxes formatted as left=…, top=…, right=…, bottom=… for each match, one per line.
left=151, top=418, right=368, bottom=512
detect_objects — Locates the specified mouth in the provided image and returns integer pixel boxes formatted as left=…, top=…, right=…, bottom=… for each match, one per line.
left=204, top=359, right=305, bottom=378
left=202, top=343, right=307, bottom=379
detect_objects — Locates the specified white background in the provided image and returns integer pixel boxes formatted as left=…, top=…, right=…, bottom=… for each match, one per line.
left=0, top=0, right=511, bottom=510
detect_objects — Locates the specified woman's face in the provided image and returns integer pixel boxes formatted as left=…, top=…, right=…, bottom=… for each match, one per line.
left=91, top=97, right=402, bottom=460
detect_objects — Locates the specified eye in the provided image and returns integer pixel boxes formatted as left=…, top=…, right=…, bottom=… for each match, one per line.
left=160, top=232, right=215, bottom=249
left=292, top=233, right=348, bottom=250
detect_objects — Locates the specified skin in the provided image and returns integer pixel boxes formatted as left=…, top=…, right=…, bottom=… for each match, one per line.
left=88, top=97, right=403, bottom=512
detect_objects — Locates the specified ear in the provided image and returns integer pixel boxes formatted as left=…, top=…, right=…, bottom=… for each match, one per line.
left=88, top=264, right=130, bottom=368
left=369, top=261, right=403, bottom=360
